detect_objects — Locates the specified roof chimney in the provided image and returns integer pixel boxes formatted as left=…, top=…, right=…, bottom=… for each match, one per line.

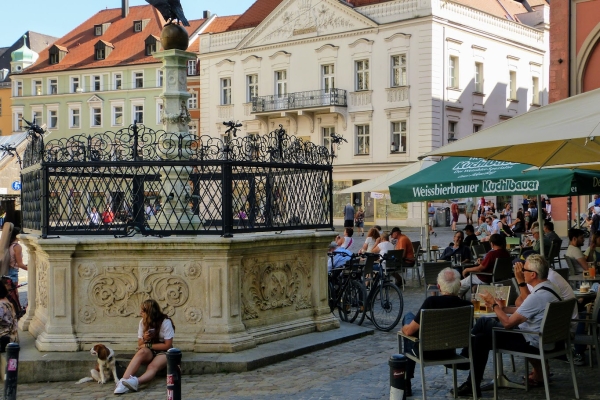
left=203, top=10, right=211, bottom=19
left=122, top=0, right=129, bottom=18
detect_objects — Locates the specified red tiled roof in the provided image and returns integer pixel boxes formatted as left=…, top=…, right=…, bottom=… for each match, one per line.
left=23, top=5, right=204, bottom=74
left=227, top=0, right=283, bottom=31
left=206, top=15, right=241, bottom=33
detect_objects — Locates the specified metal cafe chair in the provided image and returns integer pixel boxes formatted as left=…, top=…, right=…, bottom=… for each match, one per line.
left=422, top=261, right=451, bottom=298
left=398, top=306, right=477, bottom=400
left=572, top=290, right=600, bottom=368
left=492, top=298, right=579, bottom=400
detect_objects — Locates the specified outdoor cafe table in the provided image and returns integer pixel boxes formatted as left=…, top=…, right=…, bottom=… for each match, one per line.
left=568, top=274, right=600, bottom=283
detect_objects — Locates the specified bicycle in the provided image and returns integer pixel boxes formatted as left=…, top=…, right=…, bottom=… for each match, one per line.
left=327, top=252, right=367, bottom=324
left=358, top=253, right=404, bottom=332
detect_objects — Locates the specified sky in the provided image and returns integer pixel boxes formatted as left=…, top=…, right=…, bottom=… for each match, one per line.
left=0, top=0, right=256, bottom=47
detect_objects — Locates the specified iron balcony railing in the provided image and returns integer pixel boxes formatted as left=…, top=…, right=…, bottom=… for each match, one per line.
left=252, top=89, right=347, bottom=113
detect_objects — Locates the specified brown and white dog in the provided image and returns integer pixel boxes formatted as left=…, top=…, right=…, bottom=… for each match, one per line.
left=76, top=344, right=118, bottom=384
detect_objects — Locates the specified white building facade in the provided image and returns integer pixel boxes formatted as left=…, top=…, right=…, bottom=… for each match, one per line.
left=197, top=0, right=549, bottom=226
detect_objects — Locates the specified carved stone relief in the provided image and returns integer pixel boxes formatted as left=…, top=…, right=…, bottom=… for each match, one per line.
left=241, top=256, right=313, bottom=320
left=77, top=265, right=192, bottom=323
left=261, top=1, right=354, bottom=43
left=37, top=258, right=49, bottom=309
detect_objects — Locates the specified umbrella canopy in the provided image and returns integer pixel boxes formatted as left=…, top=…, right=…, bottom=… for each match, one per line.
left=421, top=88, right=600, bottom=167
left=338, top=160, right=436, bottom=194
left=389, top=157, right=600, bottom=204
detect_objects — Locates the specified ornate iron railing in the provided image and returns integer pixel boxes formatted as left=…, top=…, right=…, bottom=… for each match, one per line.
left=252, top=89, right=347, bottom=113
left=21, top=122, right=343, bottom=237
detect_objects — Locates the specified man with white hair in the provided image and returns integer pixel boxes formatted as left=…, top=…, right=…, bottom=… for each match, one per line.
left=327, top=241, right=352, bottom=272
left=454, top=255, right=563, bottom=396
left=400, top=268, right=471, bottom=396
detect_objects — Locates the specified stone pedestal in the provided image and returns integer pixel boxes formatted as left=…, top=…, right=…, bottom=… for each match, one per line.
left=19, top=231, right=338, bottom=352
left=153, top=49, right=202, bottom=231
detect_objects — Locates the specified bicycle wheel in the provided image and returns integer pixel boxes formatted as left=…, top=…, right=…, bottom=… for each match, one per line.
left=340, top=280, right=367, bottom=324
left=369, top=282, right=403, bottom=332
left=328, top=281, right=344, bottom=320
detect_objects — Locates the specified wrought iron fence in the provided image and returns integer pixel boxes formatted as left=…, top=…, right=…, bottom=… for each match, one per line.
left=21, top=122, right=340, bottom=237
left=252, top=89, right=347, bottom=113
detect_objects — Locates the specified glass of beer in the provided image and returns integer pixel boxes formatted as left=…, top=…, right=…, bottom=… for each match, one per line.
left=471, top=292, right=480, bottom=312
left=590, top=266, right=597, bottom=279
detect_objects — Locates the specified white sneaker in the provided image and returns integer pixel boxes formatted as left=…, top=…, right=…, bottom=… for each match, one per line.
left=121, top=375, right=139, bottom=392
left=114, top=379, right=130, bottom=395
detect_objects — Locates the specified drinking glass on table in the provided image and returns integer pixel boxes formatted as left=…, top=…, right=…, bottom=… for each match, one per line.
left=494, top=284, right=506, bottom=308
left=454, top=254, right=462, bottom=267
left=471, top=291, right=481, bottom=312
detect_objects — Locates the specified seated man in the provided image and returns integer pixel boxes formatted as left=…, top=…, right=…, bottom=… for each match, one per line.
left=391, top=227, right=415, bottom=266
left=566, top=228, right=589, bottom=273
left=521, top=226, right=551, bottom=259
left=543, top=221, right=560, bottom=243
left=440, top=231, right=472, bottom=263
left=400, top=268, right=471, bottom=396
left=463, top=225, right=479, bottom=248
left=327, top=241, right=352, bottom=272
left=371, top=232, right=395, bottom=256
left=459, top=234, right=510, bottom=295
left=454, top=255, right=563, bottom=396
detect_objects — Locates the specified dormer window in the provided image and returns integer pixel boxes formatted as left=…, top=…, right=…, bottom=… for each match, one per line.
left=48, top=44, right=68, bottom=65
left=93, top=23, right=111, bottom=36
left=94, top=40, right=114, bottom=61
left=133, top=19, right=150, bottom=32
left=144, top=35, right=162, bottom=56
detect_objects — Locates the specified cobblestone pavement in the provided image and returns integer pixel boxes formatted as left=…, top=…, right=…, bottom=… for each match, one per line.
left=15, top=227, right=598, bottom=399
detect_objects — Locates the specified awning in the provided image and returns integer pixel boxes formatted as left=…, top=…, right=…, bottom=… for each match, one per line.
left=389, top=157, right=600, bottom=204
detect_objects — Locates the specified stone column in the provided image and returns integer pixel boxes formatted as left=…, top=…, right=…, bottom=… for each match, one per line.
left=153, top=49, right=202, bottom=232
left=24, top=236, right=79, bottom=351
left=194, top=254, right=256, bottom=352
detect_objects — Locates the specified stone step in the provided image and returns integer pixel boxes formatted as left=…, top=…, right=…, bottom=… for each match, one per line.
left=1, top=323, right=373, bottom=383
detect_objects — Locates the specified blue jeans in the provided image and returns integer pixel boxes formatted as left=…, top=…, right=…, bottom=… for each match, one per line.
left=8, top=269, right=18, bottom=286
left=402, top=312, right=417, bottom=379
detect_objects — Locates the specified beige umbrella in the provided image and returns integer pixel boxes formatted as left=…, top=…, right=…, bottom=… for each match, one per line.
left=421, top=88, right=600, bottom=168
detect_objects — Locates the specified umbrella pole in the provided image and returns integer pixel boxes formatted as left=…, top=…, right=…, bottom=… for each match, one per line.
left=424, top=201, right=431, bottom=262
left=538, top=195, right=545, bottom=259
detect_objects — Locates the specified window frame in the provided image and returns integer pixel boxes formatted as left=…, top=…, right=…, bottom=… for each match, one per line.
left=69, top=105, right=81, bottom=129
left=70, top=76, right=80, bottom=93
left=131, top=100, right=145, bottom=124
left=47, top=107, right=59, bottom=129
left=221, top=77, right=232, bottom=105
left=391, top=54, right=407, bottom=87
left=448, top=121, right=457, bottom=140
left=532, top=76, right=540, bottom=105
left=246, top=74, right=259, bottom=102
left=32, top=107, right=43, bottom=126
left=91, top=106, right=103, bottom=127
left=187, top=91, right=197, bottom=109
left=113, top=72, right=123, bottom=90
left=390, top=121, right=407, bottom=153
left=355, top=124, right=370, bottom=155
left=133, top=71, right=144, bottom=89
left=322, top=64, right=335, bottom=92
left=92, top=75, right=102, bottom=91
left=474, top=62, right=483, bottom=93
left=509, top=70, right=517, bottom=100
left=187, top=60, right=197, bottom=76
left=13, top=80, right=23, bottom=97
left=156, top=100, right=163, bottom=125
left=274, top=70, right=287, bottom=97
left=355, top=59, right=370, bottom=91
left=156, top=69, right=163, bottom=88
left=33, top=79, right=43, bottom=96
left=322, top=126, right=335, bottom=150
left=112, top=104, right=124, bottom=127
left=449, top=56, right=459, bottom=89
left=48, top=78, right=58, bottom=95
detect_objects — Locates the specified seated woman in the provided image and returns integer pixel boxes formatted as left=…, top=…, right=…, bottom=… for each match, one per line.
left=359, top=228, right=381, bottom=254
left=114, top=299, right=175, bottom=394
left=510, top=210, right=525, bottom=234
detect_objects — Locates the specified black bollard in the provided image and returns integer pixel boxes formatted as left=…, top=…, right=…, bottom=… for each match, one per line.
left=4, top=343, right=20, bottom=400
left=388, top=354, right=407, bottom=400
left=166, top=347, right=182, bottom=400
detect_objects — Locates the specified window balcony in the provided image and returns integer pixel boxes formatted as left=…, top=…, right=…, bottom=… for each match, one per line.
left=251, top=89, right=347, bottom=113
